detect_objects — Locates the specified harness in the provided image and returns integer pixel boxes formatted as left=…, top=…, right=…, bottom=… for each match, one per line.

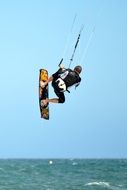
left=54, top=69, right=80, bottom=93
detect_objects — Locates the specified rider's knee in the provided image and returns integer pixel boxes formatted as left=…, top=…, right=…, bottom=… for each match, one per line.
left=59, top=97, right=65, bottom=103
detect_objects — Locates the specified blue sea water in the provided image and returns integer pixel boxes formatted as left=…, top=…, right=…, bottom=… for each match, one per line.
left=0, top=159, right=126, bottom=190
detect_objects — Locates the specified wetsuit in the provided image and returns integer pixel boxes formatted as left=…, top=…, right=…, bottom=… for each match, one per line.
left=52, top=68, right=81, bottom=103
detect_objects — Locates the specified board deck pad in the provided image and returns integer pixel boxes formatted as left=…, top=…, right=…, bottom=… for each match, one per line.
left=39, top=69, right=49, bottom=120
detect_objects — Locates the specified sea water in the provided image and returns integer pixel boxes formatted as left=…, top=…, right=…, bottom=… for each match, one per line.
left=0, top=159, right=126, bottom=190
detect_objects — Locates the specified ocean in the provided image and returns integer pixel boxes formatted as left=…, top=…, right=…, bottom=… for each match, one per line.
left=0, top=159, right=126, bottom=190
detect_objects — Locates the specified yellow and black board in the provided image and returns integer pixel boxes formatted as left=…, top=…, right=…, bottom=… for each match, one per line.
left=39, top=69, right=49, bottom=120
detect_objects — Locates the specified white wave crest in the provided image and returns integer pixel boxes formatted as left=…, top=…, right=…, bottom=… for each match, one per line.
left=85, top=181, right=110, bottom=187
left=85, top=182, right=127, bottom=190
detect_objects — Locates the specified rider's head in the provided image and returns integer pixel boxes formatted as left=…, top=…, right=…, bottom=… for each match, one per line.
left=74, top=65, right=82, bottom=74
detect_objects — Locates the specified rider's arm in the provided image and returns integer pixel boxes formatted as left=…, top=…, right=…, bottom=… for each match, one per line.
left=40, top=76, right=53, bottom=88
left=45, top=76, right=53, bottom=85
left=75, top=77, right=81, bottom=89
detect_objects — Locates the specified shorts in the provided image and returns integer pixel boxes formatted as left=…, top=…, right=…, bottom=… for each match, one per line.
left=52, top=80, right=65, bottom=103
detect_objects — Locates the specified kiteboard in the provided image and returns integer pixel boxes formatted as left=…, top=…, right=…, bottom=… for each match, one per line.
left=39, top=69, right=49, bottom=120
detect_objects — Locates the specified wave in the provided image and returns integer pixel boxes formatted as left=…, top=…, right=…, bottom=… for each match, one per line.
left=72, top=162, right=78, bottom=166
left=85, top=181, right=110, bottom=187
left=85, top=181, right=126, bottom=190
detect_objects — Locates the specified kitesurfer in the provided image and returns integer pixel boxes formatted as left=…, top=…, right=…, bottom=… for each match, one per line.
left=41, top=65, right=82, bottom=105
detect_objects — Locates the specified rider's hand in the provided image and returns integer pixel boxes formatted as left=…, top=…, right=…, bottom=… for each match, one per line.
left=40, top=81, right=47, bottom=88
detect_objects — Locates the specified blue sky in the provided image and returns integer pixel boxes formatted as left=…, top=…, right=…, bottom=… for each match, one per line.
left=0, top=0, right=127, bottom=158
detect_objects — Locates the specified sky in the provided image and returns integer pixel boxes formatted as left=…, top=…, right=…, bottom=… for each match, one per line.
left=0, top=0, right=127, bottom=159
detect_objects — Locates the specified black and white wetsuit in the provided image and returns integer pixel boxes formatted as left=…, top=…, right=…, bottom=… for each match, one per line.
left=52, top=68, right=81, bottom=103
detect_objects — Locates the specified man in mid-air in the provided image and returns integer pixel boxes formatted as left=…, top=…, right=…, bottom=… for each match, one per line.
left=40, top=64, right=82, bottom=106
